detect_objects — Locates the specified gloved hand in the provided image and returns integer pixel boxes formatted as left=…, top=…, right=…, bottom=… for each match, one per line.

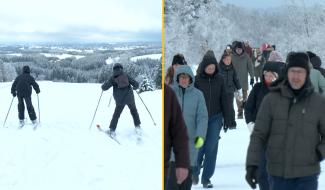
left=250, top=78, right=254, bottom=86
left=316, top=150, right=324, bottom=161
left=36, top=90, right=40, bottom=94
left=12, top=92, right=16, bottom=97
left=247, top=122, right=255, bottom=133
left=132, top=86, right=138, bottom=90
left=223, top=121, right=237, bottom=132
left=246, top=166, right=258, bottom=189
left=234, top=89, right=243, bottom=101
left=194, top=137, right=204, bottom=149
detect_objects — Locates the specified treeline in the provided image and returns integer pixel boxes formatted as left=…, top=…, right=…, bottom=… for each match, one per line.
left=0, top=53, right=162, bottom=90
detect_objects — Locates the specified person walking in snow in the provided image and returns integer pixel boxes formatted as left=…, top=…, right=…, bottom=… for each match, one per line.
left=193, top=50, right=236, bottom=188
left=11, top=65, right=40, bottom=126
left=306, top=52, right=325, bottom=96
left=244, top=62, right=280, bottom=190
left=101, top=63, right=141, bottom=137
left=246, top=52, right=325, bottom=190
left=218, top=52, right=242, bottom=125
left=307, top=51, right=325, bottom=78
left=164, top=84, right=190, bottom=189
left=231, top=41, right=254, bottom=119
left=167, top=65, right=208, bottom=190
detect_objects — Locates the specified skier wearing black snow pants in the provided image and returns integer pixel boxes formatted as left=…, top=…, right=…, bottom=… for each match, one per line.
left=11, top=65, right=40, bottom=125
left=101, top=63, right=141, bottom=136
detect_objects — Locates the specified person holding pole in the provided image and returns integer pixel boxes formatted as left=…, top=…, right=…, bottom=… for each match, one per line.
left=11, top=65, right=40, bottom=127
left=101, top=63, right=141, bottom=138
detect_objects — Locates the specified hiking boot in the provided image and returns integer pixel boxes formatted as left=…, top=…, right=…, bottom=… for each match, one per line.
left=202, top=180, right=213, bottom=188
left=107, top=129, right=116, bottom=138
left=192, top=175, right=199, bottom=185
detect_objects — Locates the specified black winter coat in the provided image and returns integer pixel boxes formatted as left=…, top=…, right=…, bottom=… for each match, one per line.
left=11, top=73, right=40, bottom=98
left=195, top=68, right=235, bottom=126
left=218, top=62, right=241, bottom=93
left=244, top=82, right=270, bottom=124
left=101, top=71, right=139, bottom=105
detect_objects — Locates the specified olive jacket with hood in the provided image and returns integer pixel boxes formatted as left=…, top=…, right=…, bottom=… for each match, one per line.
left=172, top=65, right=208, bottom=166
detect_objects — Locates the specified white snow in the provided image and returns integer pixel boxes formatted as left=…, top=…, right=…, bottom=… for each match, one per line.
left=5, top=53, right=23, bottom=56
left=113, top=46, right=147, bottom=51
left=130, top=54, right=162, bottom=62
left=0, top=81, right=161, bottom=190
left=41, top=53, right=85, bottom=60
left=105, top=57, right=120, bottom=65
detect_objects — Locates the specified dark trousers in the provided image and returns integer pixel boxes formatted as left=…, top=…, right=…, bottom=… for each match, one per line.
left=166, top=162, right=192, bottom=190
left=18, top=96, right=37, bottom=121
left=109, top=101, right=141, bottom=131
left=269, top=174, right=318, bottom=190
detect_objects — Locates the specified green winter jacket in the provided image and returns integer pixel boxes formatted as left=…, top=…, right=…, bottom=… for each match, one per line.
left=232, top=52, right=254, bottom=90
left=246, top=80, right=325, bottom=178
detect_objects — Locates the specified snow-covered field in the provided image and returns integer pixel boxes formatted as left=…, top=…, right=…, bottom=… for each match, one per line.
left=0, top=81, right=162, bottom=190
left=41, top=53, right=85, bottom=60
left=130, top=54, right=161, bottom=62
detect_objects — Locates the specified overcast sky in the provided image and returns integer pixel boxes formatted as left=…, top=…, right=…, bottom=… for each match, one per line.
left=0, top=0, right=161, bottom=43
left=220, top=0, right=325, bottom=9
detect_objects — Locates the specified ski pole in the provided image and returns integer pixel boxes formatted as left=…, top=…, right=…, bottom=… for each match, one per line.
left=108, top=94, right=112, bottom=108
left=89, top=90, right=104, bottom=130
left=3, top=97, right=15, bottom=127
left=135, top=90, right=156, bottom=126
left=37, top=94, right=40, bottom=123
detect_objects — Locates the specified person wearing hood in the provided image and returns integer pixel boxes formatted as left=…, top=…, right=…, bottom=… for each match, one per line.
left=244, top=62, right=279, bottom=190
left=218, top=52, right=242, bottom=126
left=193, top=50, right=236, bottom=188
left=246, top=52, right=325, bottom=190
left=101, top=63, right=141, bottom=137
left=306, top=51, right=325, bottom=96
left=231, top=41, right=254, bottom=119
left=307, top=51, right=325, bottom=77
left=11, top=65, right=40, bottom=126
left=167, top=65, right=208, bottom=190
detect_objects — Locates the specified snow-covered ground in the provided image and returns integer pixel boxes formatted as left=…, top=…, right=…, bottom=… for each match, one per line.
left=0, top=81, right=161, bottom=190
left=40, top=53, right=85, bottom=60
left=105, top=57, right=120, bottom=65
left=130, top=54, right=162, bottom=62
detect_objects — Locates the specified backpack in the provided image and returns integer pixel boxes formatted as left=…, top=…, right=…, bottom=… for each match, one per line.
left=115, top=73, right=129, bottom=88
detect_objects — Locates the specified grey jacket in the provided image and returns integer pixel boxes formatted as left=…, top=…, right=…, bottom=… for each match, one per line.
left=310, top=68, right=325, bottom=96
left=172, top=65, right=208, bottom=166
left=246, top=80, right=325, bottom=178
left=232, top=52, right=254, bottom=90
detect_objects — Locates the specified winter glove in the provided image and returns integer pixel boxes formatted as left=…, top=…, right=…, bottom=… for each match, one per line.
left=245, top=166, right=258, bottom=189
left=247, top=122, right=255, bottom=133
left=36, top=90, right=40, bottom=94
left=194, top=137, right=204, bottom=149
left=223, top=121, right=237, bottom=132
left=234, top=89, right=243, bottom=101
left=12, top=92, right=16, bottom=97
left=250, top=78, right=255, bottom=86
left=316, top=150, right=324, bottom=161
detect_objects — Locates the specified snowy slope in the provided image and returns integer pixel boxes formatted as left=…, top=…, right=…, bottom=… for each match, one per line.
left=0, top=81, right=162, bottom=190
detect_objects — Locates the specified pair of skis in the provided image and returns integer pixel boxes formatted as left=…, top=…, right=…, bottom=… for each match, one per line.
left=96, top=124, right=142, bottom=145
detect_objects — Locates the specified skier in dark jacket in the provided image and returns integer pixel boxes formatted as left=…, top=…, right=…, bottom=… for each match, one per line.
left=244, top=62, right=279, bottom=190
left=11, top=65, right=40, bottom=126
left=101, top=63, right=141, bottom=137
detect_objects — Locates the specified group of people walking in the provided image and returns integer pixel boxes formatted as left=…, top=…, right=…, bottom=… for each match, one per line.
left=164, top=41, right=325, bottom=190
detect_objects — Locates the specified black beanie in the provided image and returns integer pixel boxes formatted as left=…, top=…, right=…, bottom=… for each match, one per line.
left=172, top=54, right=187, bottom=65
left=286, top=52, right=310, bottom=75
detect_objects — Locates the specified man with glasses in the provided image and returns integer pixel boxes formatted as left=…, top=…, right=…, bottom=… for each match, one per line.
left=245, top=52, right=325, bottom=190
